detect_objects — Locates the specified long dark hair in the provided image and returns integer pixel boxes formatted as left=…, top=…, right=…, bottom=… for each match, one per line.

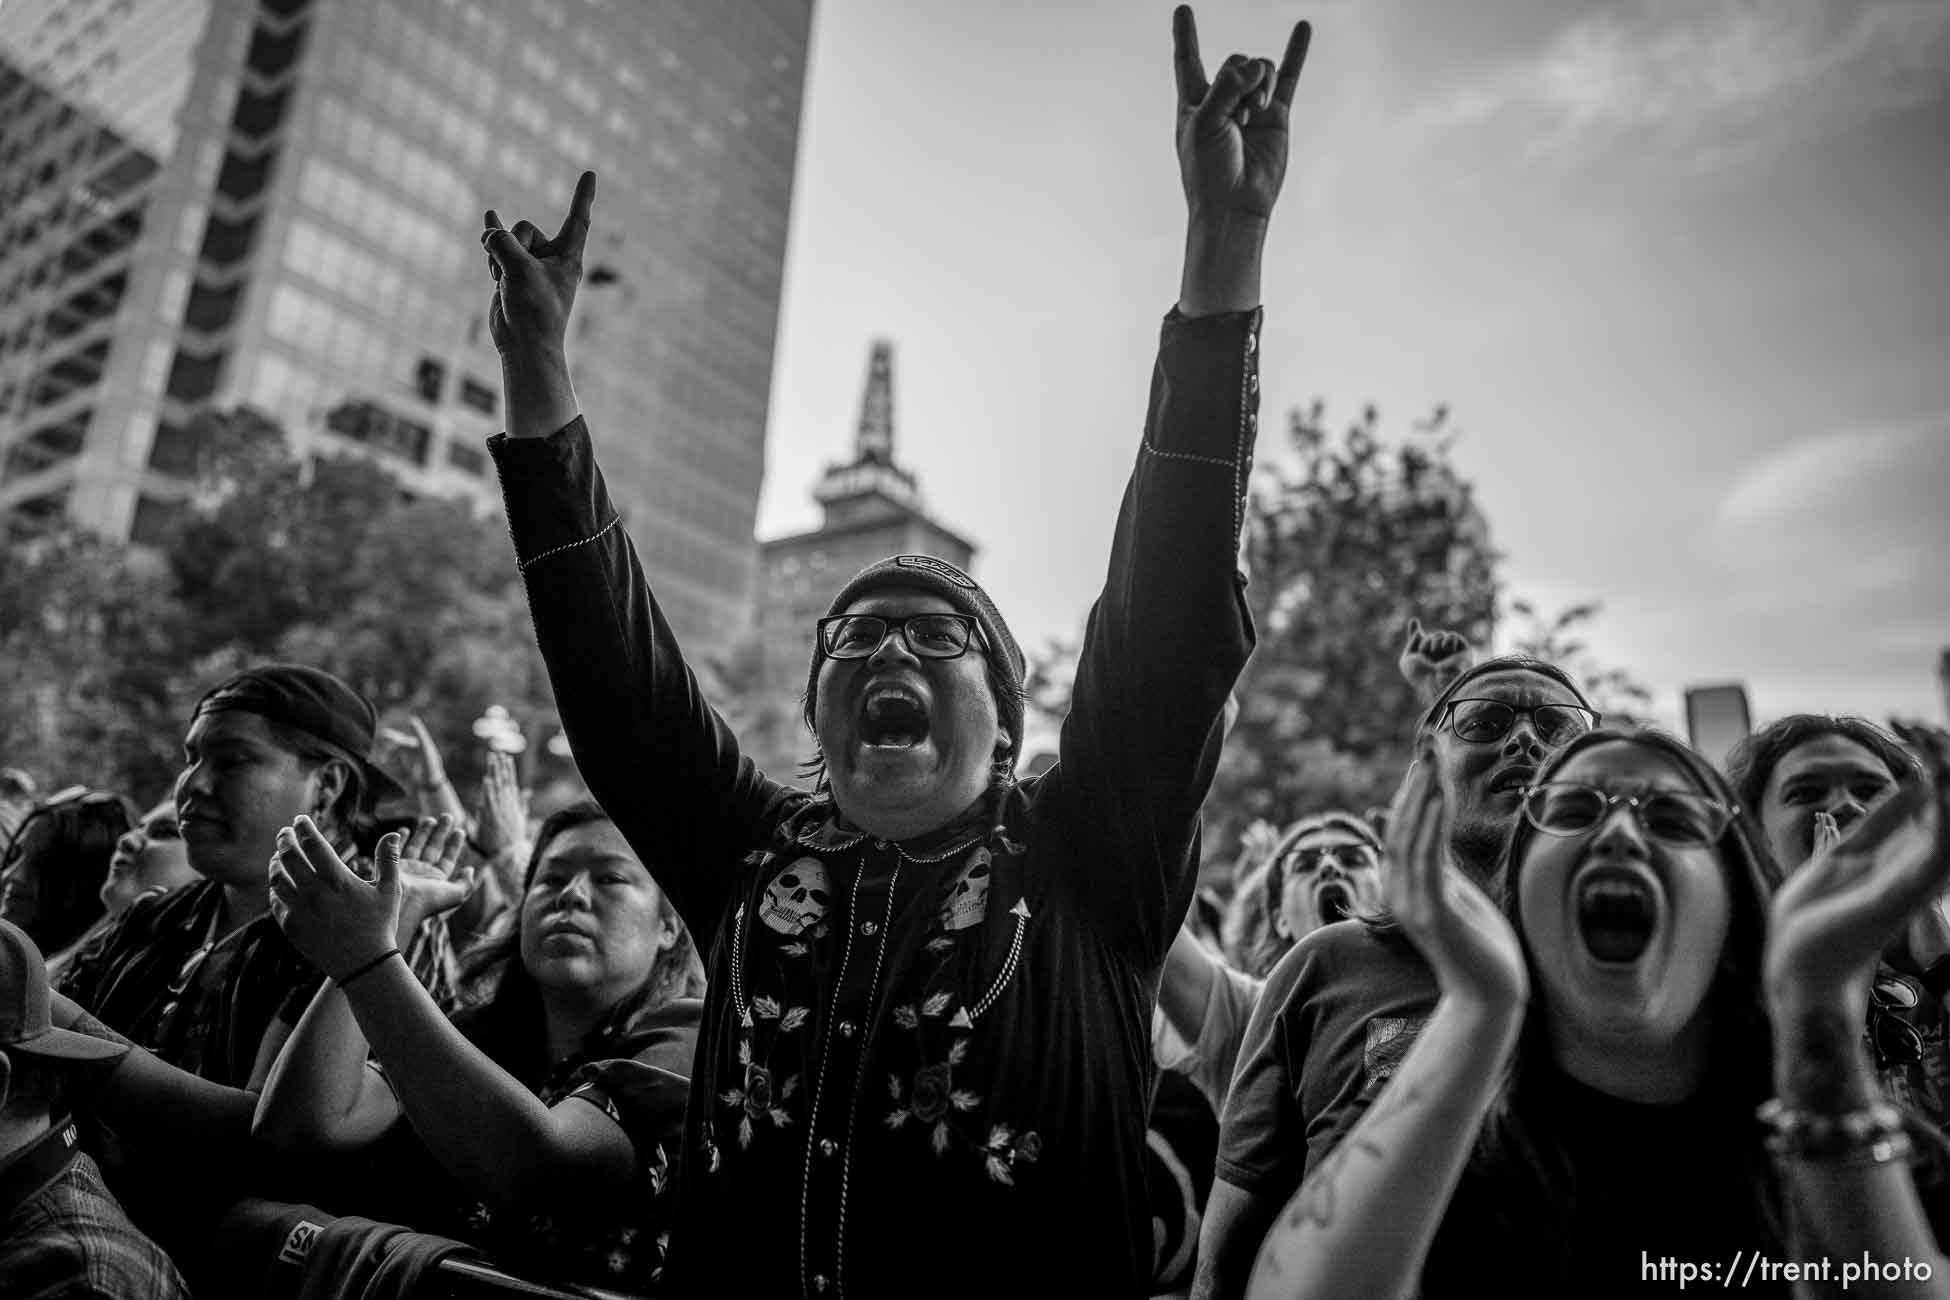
left=1467, top=728, right=1784, bottom=1272
left=454, top=800, right=699, bottom=1087
left=1, top=791, right=134, bottom=953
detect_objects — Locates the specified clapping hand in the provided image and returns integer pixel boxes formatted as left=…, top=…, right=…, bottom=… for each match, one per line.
left=1765, top=722, right=1950, bottom=1020
left=1386, top=752, right=1528, bottom=1013
left=1171, top=7, right=1311, bottom=227
left=483, top=171, right=595, bottom=357
left=270, top=816, right=474, bottom=981
left=472, top=750, right=529, bottom=859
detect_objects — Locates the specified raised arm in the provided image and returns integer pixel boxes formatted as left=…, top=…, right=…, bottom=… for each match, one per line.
left=480, top=173, right=796, bottom=938
left=269, top=819, right=638, bottom=1211
left=1057, top=10, right=1310, bottom=960
left=1397, top=619, right=1474, bottom=707
left=1247, top=760, right=1528, bottom=1300
left=1761, top=723, right=1950, bottom=1300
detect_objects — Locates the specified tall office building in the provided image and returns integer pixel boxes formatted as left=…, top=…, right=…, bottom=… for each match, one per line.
left=0, top=0, right=811, bottom=651
left=756, top=339, right=977, bottom=701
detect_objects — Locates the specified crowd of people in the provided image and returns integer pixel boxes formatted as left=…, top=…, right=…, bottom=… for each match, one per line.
left=4, top=9, right=1948, bottom=1298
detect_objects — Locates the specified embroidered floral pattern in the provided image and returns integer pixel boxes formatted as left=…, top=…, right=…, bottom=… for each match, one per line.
left=982, top=1124, right=1043, bottom=1186
left=885, top=1036, right=982, bottom=1153
left=720, top=1036, right=800, bottom=1148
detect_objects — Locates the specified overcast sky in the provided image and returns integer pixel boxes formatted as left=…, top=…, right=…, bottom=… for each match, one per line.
left=756, top=0, right=1950, bottom=730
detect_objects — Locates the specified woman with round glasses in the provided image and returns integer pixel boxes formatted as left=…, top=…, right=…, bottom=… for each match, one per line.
left=1247, top=726, right=1950, bottom=1298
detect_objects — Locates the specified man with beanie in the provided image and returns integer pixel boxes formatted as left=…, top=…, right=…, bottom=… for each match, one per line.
left=478, top=11, right=1308, bottom=1295
left=0, top=920, right=190, bottom=1299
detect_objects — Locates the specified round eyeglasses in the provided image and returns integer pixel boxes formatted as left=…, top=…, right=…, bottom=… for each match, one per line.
left=816, top=613, right=985, bottom=661
left=1442, top=699, right=1600, bottom=746
left=1281, top=844, right=1381, bottom=878
left=1520, top=782, right=1737, bottom=847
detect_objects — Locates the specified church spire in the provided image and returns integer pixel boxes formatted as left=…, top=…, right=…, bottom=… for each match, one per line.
left=855, top=339, right=895, bottom=467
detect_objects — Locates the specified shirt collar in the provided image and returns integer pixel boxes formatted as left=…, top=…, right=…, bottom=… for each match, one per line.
left=0, top=1117, right=83, bottom=1220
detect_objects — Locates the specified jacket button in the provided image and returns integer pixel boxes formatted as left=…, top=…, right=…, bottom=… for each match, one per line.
left=814, top=1275, right=830, bottom=1293
left=839, top=1020, right=857, bottom=1038
left=860, top=920, right=878, bottom=937
left=820, top=1138, right=838, bottom=1157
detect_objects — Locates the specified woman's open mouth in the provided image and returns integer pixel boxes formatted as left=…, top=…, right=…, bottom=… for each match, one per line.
left=1574, top=868, right=1659, bottom=964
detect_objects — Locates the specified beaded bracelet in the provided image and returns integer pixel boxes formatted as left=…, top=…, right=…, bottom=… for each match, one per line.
left=1757, top=1098, right=1913, bottom=1166
left=336, top=948, right=401, bottom=990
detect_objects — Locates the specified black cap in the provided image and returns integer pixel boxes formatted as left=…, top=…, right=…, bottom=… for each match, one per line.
left=193, top=664, right=406, bottom=802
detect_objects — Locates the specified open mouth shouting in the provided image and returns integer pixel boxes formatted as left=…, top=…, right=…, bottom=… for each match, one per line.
left=1572, top=863, right=1662, bottom=965
left=1313, top=880, right=1355, bottom=927
left=1488, top=764, right=1536, bottom=800
left=859, top=680, right=932, bottom=751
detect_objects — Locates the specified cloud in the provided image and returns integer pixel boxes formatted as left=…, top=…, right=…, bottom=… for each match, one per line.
left=1707, top=414, right=1950, bottom=588
left=1695, top=414, right=1950, bottom=710
left=1412, top=0, right=1950, bottom=165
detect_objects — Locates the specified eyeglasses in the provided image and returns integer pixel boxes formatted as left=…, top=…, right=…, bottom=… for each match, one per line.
left=1870, top=981, right=1925, bottom=1068
left=1282, top=845, right=1380, bottom=878
left=816, top=613, right=986, bottom=661
left=1521, top=782, right=1737, bottom=847
left=1441, top=699, right=1600, bottom=746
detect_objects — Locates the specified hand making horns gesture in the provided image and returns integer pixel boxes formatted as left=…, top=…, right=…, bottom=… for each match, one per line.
left=1172, top=6, right=1312, bottom=226
left=481, top=170, right=595, bottom=357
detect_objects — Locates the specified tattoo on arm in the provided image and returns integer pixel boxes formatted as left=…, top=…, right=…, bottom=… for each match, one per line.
left=1279, top=1075, right=1430, bottom=1234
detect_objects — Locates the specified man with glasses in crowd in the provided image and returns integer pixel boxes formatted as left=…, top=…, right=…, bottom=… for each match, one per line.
left=479, top=11, right=1309, bottom=1293
left=1195, top=656, right=1597, bottom=1298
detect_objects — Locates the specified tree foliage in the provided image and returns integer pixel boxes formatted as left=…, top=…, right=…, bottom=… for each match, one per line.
left=2, top=409, right=568, bottom=805
left=1207, top=402, right=1501, bottom=853
left=1505, top=598, right=1653, bottom=723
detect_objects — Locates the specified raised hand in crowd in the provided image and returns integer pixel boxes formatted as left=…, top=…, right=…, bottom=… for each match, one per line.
left=1172, top=5, right=1310, bottom=315
left=472, top=748, right=532, bottom=899
left=1760, top=722, right=1950, bottom=1292
left=1397, top=618, right=1474, bottom=706
left=392, top=714, right=471, bottom=829
left=269, top=815, right=471, bottom=984
left=483, top=170, right=593, bottom=438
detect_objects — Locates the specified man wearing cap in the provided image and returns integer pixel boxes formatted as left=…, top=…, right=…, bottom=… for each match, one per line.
left=55, top=662, right=445, bottom=1088
left=1195, top=655, right=1599, bottom=1297
left=470, top=11, right=1306, bottom=1295
left=0, top=920, right=190, bottom=1298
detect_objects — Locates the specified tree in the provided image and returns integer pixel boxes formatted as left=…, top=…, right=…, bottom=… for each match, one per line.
left=0, top=527, right=186, bottom=799
left=1504, top=598, right=1653, bottom=724
left=696, top=634, right=812, bottom=790
left=1205, top=402, right=1501, bottom=860
left=1, top=407, right=565, bottom=806
left=163, top=409, right=563, bottom=800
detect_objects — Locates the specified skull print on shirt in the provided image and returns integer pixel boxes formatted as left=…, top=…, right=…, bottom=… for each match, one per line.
left=758, top=856, right=832, bottom=935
